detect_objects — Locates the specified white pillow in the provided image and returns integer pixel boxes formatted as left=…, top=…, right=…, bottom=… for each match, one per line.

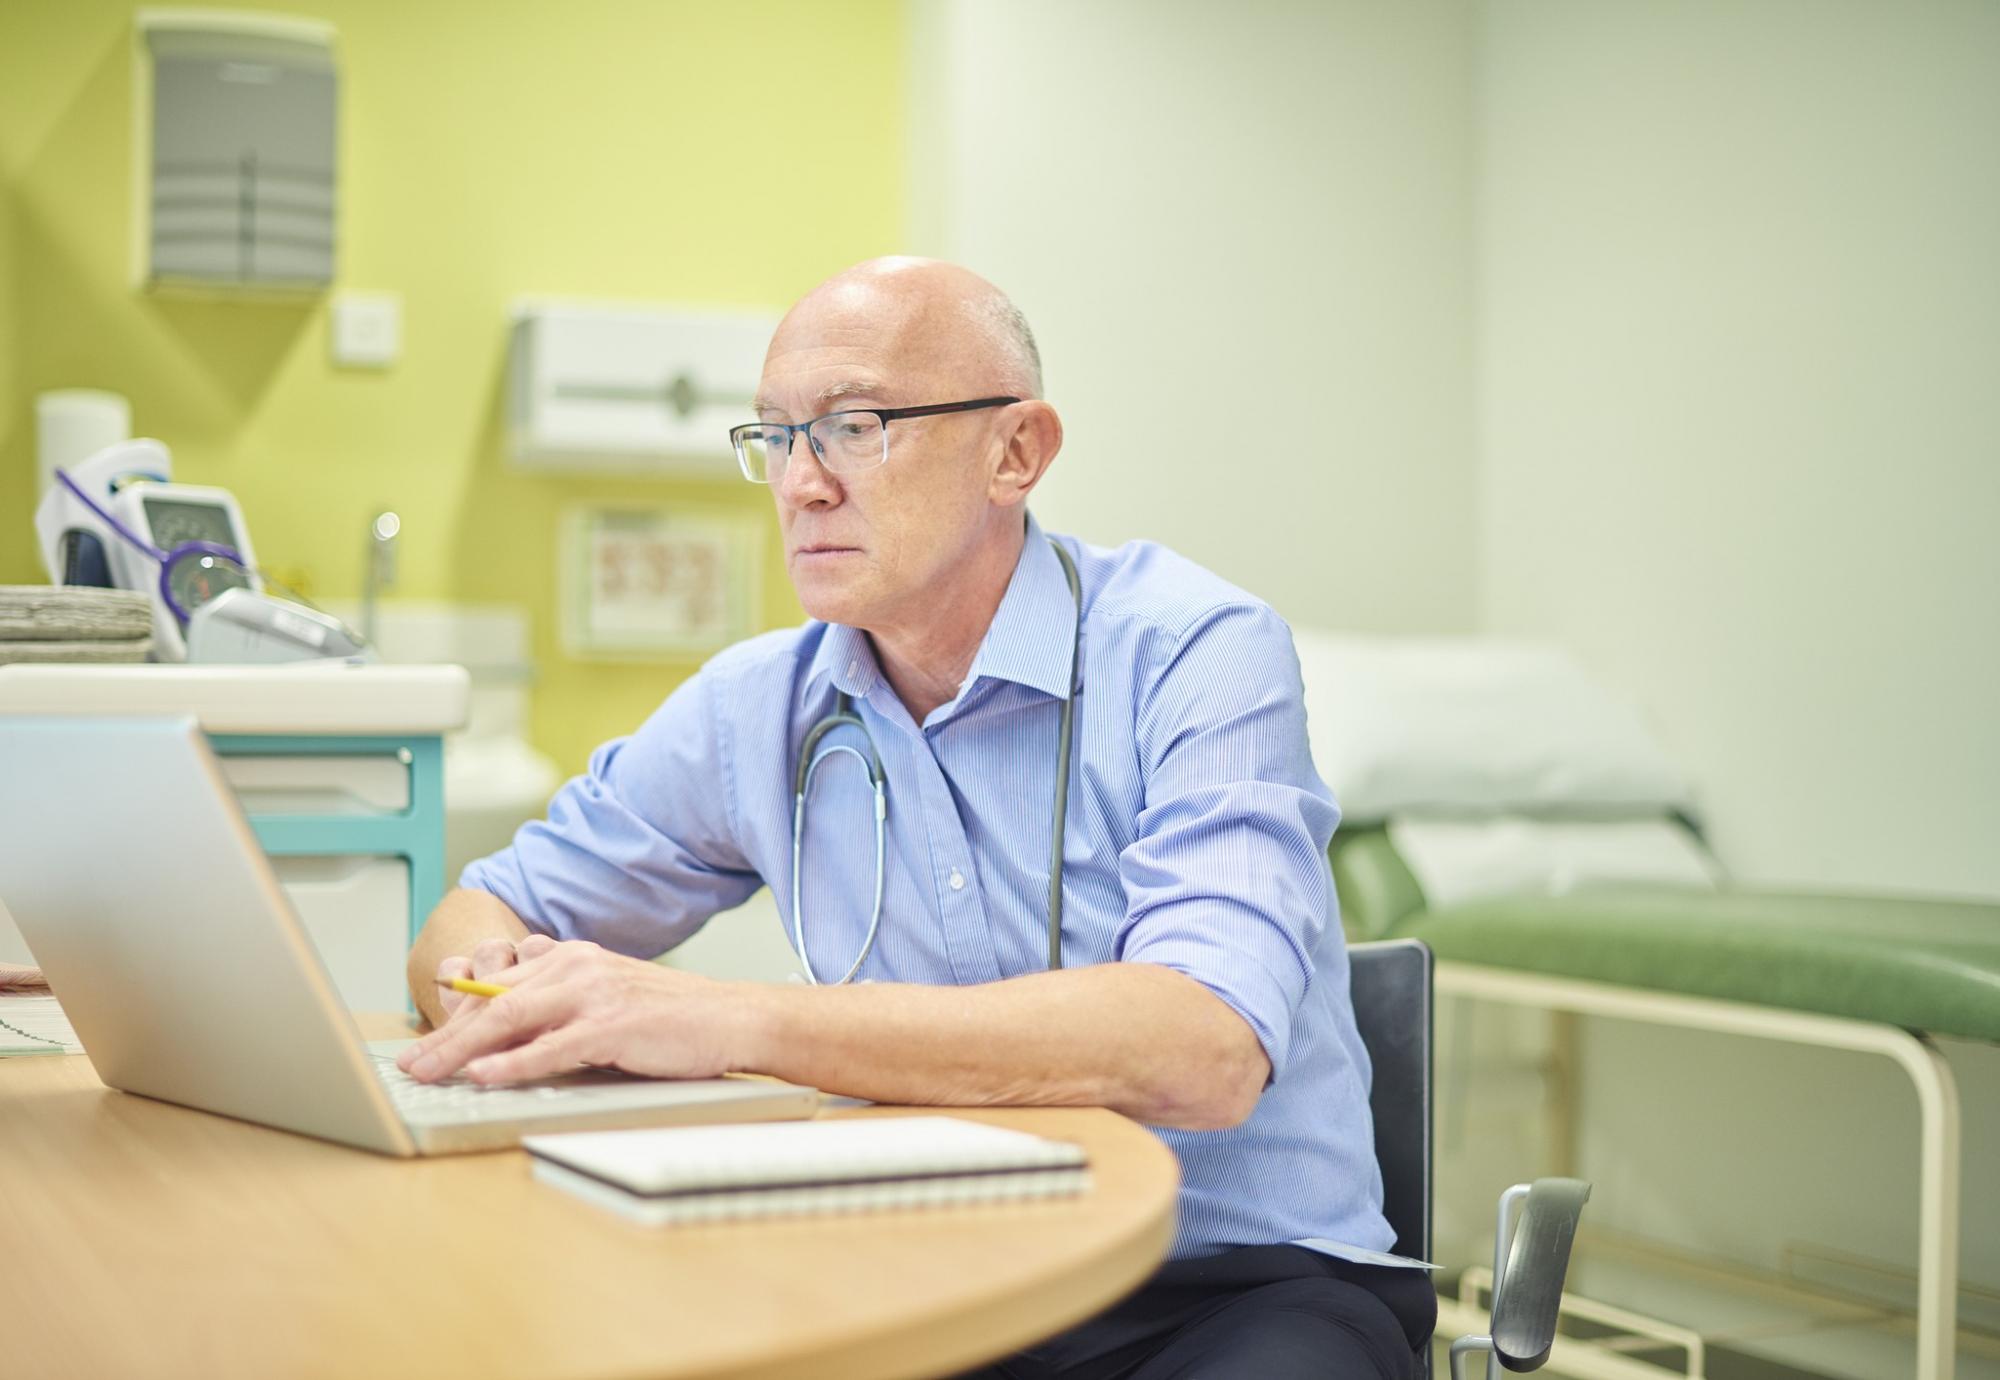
left=1387, top=814, right=1723, bottom=910
left=1291, top=631, right=1691, bottom=822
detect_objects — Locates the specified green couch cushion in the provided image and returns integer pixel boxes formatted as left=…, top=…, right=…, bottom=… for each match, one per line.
left=1330, top=825, right=1429, bottom=940
left=1389, top=886, right=2000, bottom=1043
left=1331, top=817, right=1720, bottom=933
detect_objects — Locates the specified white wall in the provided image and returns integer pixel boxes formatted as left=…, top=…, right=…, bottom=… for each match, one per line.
left=1475, top=0, right=2000, bottom=900
left=1475, top=0, right=2000, bottom=1314
left=908, top=0, right=1478, bottom=635
left=908, top=0, right=2000, bottom=891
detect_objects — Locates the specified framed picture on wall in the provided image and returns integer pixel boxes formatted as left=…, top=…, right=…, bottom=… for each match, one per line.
left=560, top=506, right=763, bottom=658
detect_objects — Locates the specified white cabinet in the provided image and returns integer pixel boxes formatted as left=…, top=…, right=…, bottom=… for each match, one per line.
left=508, top=302, right=775, bottom=471
left=269, top=855, right=410, bottom=1012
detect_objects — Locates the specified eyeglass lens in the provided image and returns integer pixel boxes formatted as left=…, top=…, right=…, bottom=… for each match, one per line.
left=737, top=412, right=886, bottom=483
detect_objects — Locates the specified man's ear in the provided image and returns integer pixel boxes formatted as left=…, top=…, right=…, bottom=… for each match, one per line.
left=990, top=401, right=1064, bottom=507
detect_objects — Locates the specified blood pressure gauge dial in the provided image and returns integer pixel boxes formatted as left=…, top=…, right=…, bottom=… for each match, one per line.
left=104, top=482, right=261, bottom=662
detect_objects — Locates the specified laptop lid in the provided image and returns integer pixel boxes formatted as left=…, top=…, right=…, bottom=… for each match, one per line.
left=0, top=715, right=416, bottom=1155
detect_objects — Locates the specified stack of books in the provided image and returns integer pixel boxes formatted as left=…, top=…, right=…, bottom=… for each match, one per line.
left=524, top=1115, right=1091, bottom=1226
left=0, top=586, right=152, bottom=664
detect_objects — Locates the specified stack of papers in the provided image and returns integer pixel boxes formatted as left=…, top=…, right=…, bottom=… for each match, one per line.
left=0, top=994, right=83, bottom=1055
left=525, top=1114, right=1090, bottom=1226
left=0, top=586, right=152, bottom=664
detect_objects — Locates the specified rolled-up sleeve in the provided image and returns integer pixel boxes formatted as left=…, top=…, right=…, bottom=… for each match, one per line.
left=458, top=666, right=761, bottom=957
left=1114, top=602, right=1340, bottom=1084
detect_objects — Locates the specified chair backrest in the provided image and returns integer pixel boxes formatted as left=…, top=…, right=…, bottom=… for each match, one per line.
left=1346, top=938, right=1433, bottom=1263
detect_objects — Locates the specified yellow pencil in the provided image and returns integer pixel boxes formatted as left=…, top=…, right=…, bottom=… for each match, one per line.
left=439, top=976, right=511, bottom=998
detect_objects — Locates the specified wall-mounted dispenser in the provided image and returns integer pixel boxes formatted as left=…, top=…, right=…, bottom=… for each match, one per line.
left=508, top=302, right=777, bottom=472
left=134, top=9, right=338, bottom=292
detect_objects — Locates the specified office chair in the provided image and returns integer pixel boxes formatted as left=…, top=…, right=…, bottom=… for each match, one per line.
left=1348, top=939, right=1591, bottom=1379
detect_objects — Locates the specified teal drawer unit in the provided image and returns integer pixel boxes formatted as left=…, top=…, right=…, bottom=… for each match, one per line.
left=0, top=661, right=470, bottom=1012
left=210, top=733, right=446, bottom=946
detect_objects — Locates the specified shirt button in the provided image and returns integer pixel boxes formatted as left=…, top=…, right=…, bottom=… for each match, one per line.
left=948, top=868, right=966, bottom=891
left=846, top=660, right=859, bottom=679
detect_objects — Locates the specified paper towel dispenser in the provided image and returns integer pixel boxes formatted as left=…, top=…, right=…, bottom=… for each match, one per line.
left=508, top=302, right=777, bottom=472
left=136, top=10, right=338, bottom=292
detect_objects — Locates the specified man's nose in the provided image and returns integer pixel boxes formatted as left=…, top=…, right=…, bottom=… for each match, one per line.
left=775, top=430, right=840, bottom=508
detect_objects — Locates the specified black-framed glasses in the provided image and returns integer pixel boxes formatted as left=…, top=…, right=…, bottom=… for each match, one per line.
left=729, top=396, right=1020, bottom=484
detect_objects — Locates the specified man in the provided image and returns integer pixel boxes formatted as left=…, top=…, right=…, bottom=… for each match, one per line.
left=400, top=258, right=1433, bottom=1377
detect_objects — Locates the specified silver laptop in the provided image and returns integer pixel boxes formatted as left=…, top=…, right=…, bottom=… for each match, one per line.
left=0, top=715, right=819, bottom=1154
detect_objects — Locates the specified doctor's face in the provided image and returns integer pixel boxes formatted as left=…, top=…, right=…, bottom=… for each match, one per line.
left=754, top=291, right=1011, bottom=632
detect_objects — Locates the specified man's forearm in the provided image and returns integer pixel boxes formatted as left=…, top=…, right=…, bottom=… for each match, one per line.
left=734, top=961, right=1271, bottom=1131
left=405, top=887, right=532, bottom=1027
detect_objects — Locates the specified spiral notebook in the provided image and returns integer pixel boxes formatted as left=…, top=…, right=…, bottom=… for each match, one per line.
left=524, top=1115, right=1091, bottom=1226
left=0, top=994, right=83, bottom=1056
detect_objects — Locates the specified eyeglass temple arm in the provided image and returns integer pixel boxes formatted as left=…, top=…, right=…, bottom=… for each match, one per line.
left=873, top=396, right=1020, bottom=421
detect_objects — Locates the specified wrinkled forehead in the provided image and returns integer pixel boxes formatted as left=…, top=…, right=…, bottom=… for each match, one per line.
left=757, top=279, right=985, bottom=415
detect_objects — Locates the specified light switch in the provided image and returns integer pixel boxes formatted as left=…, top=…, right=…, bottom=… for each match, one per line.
left=331, top=291, right=401, bottom=368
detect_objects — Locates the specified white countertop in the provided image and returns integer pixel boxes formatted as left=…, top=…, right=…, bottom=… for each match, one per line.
left=0, top=662, right=470, bottom=734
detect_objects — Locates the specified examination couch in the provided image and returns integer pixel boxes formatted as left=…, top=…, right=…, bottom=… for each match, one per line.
left=1332, top=823, right=2000, bottom=1380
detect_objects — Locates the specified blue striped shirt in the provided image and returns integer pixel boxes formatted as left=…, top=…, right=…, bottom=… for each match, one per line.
left=463, top=514, right=1392, bottom=1260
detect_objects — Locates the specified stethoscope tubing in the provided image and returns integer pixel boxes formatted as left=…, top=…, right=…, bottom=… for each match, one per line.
left=790, top=739, right=887, bottom=986
left=1046, top=541, right=1082, bottom=970
left=791, top=537, right=1083, bottom=986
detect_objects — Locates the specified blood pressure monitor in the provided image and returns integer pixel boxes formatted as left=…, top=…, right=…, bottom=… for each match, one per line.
left=103, top=481, right=261, bottom=661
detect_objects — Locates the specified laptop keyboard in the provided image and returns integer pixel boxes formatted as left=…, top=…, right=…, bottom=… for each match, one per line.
left=371, top=1054, right=580, bottom=1119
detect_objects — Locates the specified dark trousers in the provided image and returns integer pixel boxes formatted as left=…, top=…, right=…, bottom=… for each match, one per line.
left=956, top=1244, right=1436, bottom=1380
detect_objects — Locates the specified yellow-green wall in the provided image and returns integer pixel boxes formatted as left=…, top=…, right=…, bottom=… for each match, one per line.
left=0, top=0, right=904, bottom=772
left=0, top=144, right=13, bottom=483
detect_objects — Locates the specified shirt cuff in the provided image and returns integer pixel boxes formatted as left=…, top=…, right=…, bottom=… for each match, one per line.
left=1120, top=916, right=1307, bottom=1084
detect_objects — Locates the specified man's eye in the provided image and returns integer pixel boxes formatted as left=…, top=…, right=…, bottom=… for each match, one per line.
left=835, top=421, right=872, bottom=439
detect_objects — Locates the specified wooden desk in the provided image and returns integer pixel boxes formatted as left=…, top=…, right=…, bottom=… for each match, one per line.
left=0, top=1018, right=1179, bottom=1380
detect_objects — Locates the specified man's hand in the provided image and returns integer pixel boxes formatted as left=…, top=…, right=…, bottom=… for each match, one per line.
left=431, top=934, right=558, bottom=1023
left=399, top=933, right=1268, bottom=1130
left=407, top=889, right=535, bottom=1028
left=396, top=940, right=749, bottom=1086
left=0, top=962, right=48, bottom=990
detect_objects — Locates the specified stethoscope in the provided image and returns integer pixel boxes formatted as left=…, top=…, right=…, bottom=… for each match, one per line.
left=790, top=538, right=1083, bottom=985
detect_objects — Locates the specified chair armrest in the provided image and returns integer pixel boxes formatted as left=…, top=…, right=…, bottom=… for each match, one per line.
left=1492, top=1177, right=1592, bottom=1372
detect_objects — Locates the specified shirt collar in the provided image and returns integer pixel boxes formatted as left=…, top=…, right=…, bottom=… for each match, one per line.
left=962, top=512, right=1079, bottom=701
left=804, top=619, right=881, bottom=704
left=801, top=512, right=1080, bottom=707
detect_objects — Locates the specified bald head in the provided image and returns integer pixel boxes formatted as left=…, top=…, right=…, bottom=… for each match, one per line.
left=752, top=256, right=1064, bottom=651
left=768, top=257, right=1043, bottom=404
